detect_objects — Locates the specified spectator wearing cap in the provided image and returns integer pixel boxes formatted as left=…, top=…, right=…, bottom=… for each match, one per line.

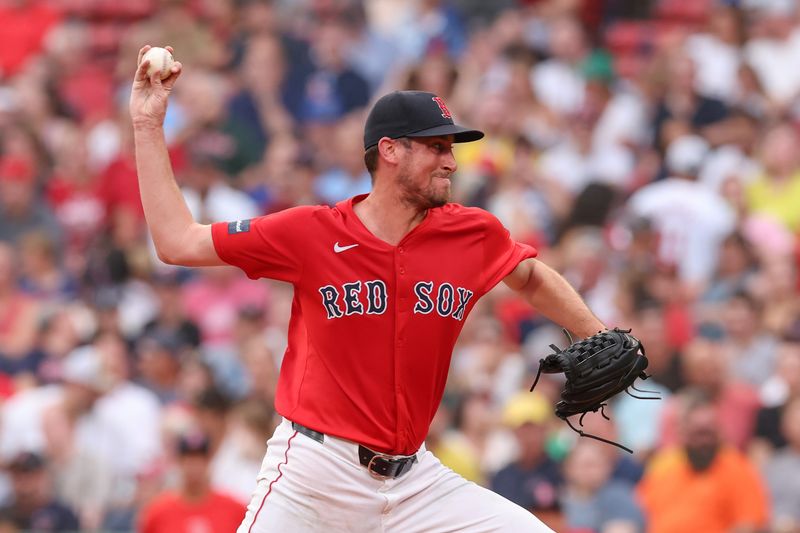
left=627, top=134, right=736, bottom=289
left=191, top=387, right=232, bottom=457
left=490, top=392, right=563, bottom=529
left=0, top=156, right=62, bottom=248
left=142, top=270, right=201, bottom=351
left=138, top=431, right=246, bottom=533
left=0, top=451, right=79, bottom=532
left=136, top=329, right=185, bottom=405
left=41, top=344, right=116, bottom=530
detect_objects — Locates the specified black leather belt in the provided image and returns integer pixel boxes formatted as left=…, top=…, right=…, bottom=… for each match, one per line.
left=291, top=422, right=417, bottom=479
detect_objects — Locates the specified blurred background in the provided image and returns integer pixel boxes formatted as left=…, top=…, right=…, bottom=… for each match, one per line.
left=0, top=0, right=799, bottom=531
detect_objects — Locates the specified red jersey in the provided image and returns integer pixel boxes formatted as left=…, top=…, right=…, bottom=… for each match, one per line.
left=138, top=491, right=246, bottom=533
left=212, top=195, right=537, bottom=454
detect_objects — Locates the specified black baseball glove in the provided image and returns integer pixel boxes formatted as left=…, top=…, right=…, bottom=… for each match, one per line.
left=530, top=328, right=658, bottom=453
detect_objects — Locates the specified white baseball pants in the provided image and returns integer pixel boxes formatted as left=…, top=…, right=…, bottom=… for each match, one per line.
left=237, top=418, right=553, bottom=533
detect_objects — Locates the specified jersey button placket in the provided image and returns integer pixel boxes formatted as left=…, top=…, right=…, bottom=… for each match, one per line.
left=394, top=245, right=409, bottom=451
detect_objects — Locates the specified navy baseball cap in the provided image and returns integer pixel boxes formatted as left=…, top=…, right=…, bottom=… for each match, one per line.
left=7, top=451, right=46, bottom=473
left=177, top=431, right=211, bottom=456
left=363, top=91, right=484, bottom=150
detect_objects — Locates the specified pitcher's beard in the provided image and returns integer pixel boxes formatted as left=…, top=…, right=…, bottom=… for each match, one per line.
left=399, top=173, right=450, bottom=210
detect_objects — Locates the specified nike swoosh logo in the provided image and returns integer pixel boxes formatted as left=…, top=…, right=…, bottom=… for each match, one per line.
left=334, top=242, right=359, bottom=253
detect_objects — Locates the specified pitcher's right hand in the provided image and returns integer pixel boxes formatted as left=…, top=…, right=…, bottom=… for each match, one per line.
left=130, top=45, right=182, bottom=129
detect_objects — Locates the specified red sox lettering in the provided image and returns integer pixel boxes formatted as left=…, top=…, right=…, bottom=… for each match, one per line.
left=412, top=281, right=474, bottom=320
left=431, top=96, right=452, bottom=119
left=318, top=280, right=388, bottom=318
left=318, top=280, right=474, bottom=321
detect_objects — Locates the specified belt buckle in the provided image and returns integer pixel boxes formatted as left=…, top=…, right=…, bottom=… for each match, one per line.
left=366, top=452, right=395, bottom=479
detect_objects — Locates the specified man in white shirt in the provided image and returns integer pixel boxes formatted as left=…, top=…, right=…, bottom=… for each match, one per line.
left=628, top=135, right=736, bottom=286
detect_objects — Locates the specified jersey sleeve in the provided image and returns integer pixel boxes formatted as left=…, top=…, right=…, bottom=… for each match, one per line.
left=481, top=211, right=538, bottom=293
left=211, top=206, right=316, bottom=284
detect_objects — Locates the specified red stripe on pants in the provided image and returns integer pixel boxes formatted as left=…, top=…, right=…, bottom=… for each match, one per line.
left=247, top=430, right=298, bottom=533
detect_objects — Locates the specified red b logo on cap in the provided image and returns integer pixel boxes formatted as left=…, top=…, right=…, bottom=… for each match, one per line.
left=432, top=96, right=452, bottom=119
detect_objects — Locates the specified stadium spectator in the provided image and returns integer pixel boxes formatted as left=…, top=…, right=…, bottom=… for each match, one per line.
left=719, top=290, right=780, bottom=387
left=209, top=398, right=274, bottom=504
left=17, top=230, right=78, bottom=302
left=0, top=451, right=79, bottom=533
left=142, top=270, right=201, bottom=350
left=746, top=123, right=800, bottom=233
left=742, top=0, right=800, bottom=115
left=628, top=134, right=736, bottom=288
left=432, top=389, right=515, bottom=485
left=560, top=441, right=645, bottom=533
left=752, top=340, right=800, bottom=459
left=650, top=51, right=731, bottom=150
left=762, top=396, right=800, bottom=532
left=638, top=389, right=769, bottom=533
left=684, top=5, right=744, bottom=103
left=135, top=329, right=185, bottom=405
left=659, top=335, right=761, bottom=450
left=491, top=392, right=562, bottom=527
left=0, top=242, right=43, bottom=377
left=0, top=156, right=61, bottom=248
left=225, top=33, right=294, bottom=174
left=137, top=431, right=246, bottom=533
left=41, top=344, right=116, bottom=529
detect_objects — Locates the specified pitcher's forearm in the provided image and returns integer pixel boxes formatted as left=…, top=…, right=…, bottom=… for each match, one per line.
left=133, top=124, right=197, bottom=263
left=521, top=260, right=605, bottom=338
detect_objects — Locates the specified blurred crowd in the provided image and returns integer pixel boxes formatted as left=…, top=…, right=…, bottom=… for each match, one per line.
left=0, top=0, right=800, bottom=531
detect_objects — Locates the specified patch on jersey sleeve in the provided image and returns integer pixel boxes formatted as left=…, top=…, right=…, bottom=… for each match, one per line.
left=227, top=219, right=252, bottom=234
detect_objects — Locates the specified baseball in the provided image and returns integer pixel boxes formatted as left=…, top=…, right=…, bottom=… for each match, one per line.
left=142, top=47, right=175, bottom=80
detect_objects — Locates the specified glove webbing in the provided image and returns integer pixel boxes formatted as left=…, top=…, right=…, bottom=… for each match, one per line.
left=530, top=329, right=661, bottom=454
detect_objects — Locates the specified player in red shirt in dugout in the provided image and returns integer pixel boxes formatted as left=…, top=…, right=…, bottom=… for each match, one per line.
left=130, top=45, right=607, bottom=532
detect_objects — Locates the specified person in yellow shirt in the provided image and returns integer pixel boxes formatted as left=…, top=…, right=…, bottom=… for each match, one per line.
left=746, top=123, right=800, bottom=232
left=637, top=389, right=769, bottom=533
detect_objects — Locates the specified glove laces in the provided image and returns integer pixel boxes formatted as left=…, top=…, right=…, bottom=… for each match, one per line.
left=529, top=328, right=661, bottom=454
